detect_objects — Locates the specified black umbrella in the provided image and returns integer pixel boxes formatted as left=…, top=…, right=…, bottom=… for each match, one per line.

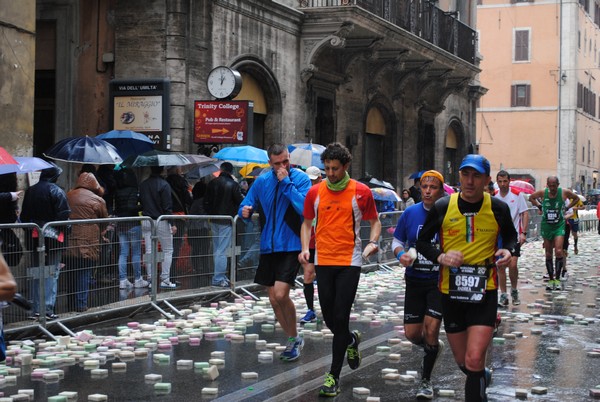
left=358, top=177, right=395, bottom=190
left=121, top=150, right=191, bottom=167
left=44, top=136, right=123, bottom=165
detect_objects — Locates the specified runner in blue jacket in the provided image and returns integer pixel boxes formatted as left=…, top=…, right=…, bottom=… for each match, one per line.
left=239, top=143, right=311, bottom=361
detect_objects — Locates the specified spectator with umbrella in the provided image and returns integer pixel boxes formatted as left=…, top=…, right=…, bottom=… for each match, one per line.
left=113, top=168, right=148, bottom=290
left=0, top=173, right=23, bottom=268
left=204, top=162, right=244, bottom=287
left=21, top=163, right=71, bottom=320
left=64, top=172, right=108, bottom=313
left=187, top=180, right=211, bottom=284
left=139, top=166, right=179, bottom=289
left=166, top=166, right=193, bottom=265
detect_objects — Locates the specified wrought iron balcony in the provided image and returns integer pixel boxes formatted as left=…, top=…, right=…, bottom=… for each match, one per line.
left=298, top=0, right=476, bottom=65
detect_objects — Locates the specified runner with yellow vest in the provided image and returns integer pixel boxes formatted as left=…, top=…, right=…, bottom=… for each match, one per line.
left=417, top=154, right=517, bottom=402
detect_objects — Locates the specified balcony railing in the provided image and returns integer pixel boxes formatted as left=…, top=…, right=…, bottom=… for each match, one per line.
left=299, top=0, right=476, bottom=64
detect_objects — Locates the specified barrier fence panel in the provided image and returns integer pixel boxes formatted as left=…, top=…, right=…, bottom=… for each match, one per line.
left=378, top=211, right=403, bottom=264
left=0, top=222, right=41, bottom=329
left=34, top=218, right=155, bottom=325
left=154, top=215, right=235, bottom=303
left=234, top=214, right=261, bottom=285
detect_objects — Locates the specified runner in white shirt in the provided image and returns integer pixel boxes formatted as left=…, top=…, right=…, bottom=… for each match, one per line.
left=494, top=171, right=529, bottom=306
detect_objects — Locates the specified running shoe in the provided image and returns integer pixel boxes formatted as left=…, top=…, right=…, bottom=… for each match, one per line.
left=493, top=313, right=501, bottom=335
left=511, top=289, right=520, bottom=306
left=346, top=330, right=362, bottom=369
left=280, top=336, right=303, bottom=361
left=498, top=293, right=509, bottom=307
left=119, top=279, right=133, bottom=289
left=554, top=279, right=562, bottom=290
left=416, top=378, right=434, bottom=400
left=545, top=280, right=554, bottom=291
left=485, top=367, right=493, bottom=386
left=299, top=309, right=317, bottom=324
left=319, top=372, right=340, bottom=397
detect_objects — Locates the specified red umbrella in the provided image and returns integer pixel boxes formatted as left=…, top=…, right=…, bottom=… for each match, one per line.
left=0, top=146, right=18, bottom=165
left=510, top=180, right=535, bottom=195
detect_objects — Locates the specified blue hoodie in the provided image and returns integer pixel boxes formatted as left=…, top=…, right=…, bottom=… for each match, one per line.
left=238, top=168, right=310, bottom=254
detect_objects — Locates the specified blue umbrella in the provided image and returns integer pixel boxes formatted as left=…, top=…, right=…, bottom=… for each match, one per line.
left=0, top=156, right=54, bottom=175
left=44, top=136, right=123, bottom=165
left=288, top=143, right=325, bottom=169
left=213, top=145, right=268, bottom=164
left=96, top=130, right=154, bottom=159
left=409, top=170, right=426, bottom=180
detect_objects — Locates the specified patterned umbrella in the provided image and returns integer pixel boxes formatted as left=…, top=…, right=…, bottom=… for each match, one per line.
left=288, top=143, right=325, bottom=169
left=371, top=187, right=401, bottom=202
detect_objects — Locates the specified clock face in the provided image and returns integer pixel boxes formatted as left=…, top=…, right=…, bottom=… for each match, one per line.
left=207, top=66, right=242, bottom=99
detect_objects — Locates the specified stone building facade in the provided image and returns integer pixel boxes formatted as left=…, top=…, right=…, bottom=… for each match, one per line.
left=3, top=0, right=482, bottom=189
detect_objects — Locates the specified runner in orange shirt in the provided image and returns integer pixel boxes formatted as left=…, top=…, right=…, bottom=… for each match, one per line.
left=299, top=142, right=381, bottom=397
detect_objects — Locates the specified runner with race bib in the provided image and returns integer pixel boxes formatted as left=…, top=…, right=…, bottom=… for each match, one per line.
left=417, top=154, right=517, bottom=402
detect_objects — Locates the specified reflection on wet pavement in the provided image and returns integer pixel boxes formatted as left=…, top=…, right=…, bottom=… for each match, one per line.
left=3, top=232, right=600, bottom=401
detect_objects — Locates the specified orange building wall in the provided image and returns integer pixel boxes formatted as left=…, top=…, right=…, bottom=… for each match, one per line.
left=477, top=2, right=560, bottom=181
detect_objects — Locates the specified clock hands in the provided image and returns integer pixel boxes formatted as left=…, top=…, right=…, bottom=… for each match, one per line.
left=220, top=70, right=225, bottom=85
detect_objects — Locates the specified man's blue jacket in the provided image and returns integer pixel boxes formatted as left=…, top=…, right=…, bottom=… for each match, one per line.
left=238, top=168, right=311, bottom=254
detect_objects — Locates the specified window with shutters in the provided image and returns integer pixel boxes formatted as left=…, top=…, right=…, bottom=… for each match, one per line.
left=511, top=84, right=531, bottom=107
left=514, top=29, right=530, bottom=62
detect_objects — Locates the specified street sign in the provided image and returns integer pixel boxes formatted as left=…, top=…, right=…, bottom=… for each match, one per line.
left=193, top=100, right=253, bottom=144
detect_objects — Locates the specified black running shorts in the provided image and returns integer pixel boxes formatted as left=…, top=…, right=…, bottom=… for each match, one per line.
left=404, top=276, right=443, bottom=324
left=441, top=290, right=498, bottom=333
left=254, top=252, right=300, bottom=287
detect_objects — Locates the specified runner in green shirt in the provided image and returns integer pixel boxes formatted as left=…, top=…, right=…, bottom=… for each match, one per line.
left=529, top=176, right=578, bottom=290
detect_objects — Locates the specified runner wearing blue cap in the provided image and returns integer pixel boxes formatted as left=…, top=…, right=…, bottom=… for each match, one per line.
left=417, top=154, right=517, bottom=402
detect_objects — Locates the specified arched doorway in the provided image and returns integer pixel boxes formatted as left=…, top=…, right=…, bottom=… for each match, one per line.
left=445, top=122, right=463, bottom=186
left=364, top=106, right=386, bottom=179
left=234, top=73, right=267, bottom=148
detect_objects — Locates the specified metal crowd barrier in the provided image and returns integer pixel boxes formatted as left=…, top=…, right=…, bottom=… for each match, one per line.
left=12, top=203, right=591, bottom=338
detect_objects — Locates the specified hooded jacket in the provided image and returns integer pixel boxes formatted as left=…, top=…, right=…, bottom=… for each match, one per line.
left=114, top=168, right=141, bottom=218
left=21, top=165, right=71, bottom=227
left=65, top=172, right=108, bottom=260
left=238, top=168, right=310, bottom=254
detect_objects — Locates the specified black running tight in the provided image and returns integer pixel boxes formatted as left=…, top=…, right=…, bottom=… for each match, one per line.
left=315, top=265, right=361, bottom=378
